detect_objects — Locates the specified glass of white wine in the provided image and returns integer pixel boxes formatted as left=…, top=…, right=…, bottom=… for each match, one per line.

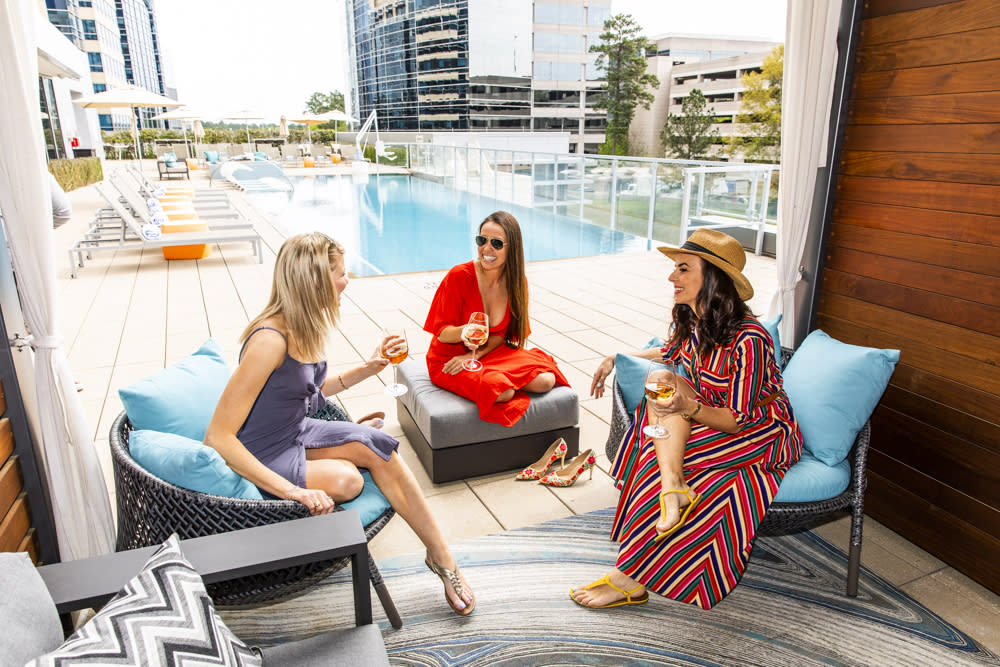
left=381, top=329, right=409, bottom=396
left=461, top=312, right=489, bottom=372
left=642, top=361, right=678, bottom=440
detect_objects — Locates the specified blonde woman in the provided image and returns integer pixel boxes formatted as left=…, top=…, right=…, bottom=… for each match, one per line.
left=204, top=233, right=475, bottom=616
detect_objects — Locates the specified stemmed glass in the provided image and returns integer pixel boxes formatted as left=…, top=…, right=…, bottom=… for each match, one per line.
left=381, top=329, right=409, bottom=396
left=642, top=361, right=678, bottom=440
left=461, top=312, right=489, bottom=372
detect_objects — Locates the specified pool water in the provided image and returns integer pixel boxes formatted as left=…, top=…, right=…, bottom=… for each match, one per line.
left=244, top=174, right=646, bottom=277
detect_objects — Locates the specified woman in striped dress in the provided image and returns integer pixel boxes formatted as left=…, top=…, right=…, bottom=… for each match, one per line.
left=574, top=229, right=802, bottom=610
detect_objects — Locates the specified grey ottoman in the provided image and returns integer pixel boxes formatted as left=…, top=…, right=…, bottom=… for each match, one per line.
left=394, top=358, right=579, bottom=483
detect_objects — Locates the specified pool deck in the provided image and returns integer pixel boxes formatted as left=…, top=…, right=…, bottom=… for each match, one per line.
left=51, top=162, right=1000, bottom=651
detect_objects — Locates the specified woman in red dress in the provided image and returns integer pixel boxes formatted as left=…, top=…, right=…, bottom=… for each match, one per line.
left=423, top=211, right=569, bottom=426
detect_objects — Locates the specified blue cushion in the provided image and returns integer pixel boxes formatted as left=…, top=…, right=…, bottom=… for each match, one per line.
left=615, top=337, right=666, bottom=413
left=119, top=339, right=231, bottom=442
left=761, top=314, right=782, bottom=366
left=204, top=150, right=219, bottom=163
left=130, top=430, right=263, bottom=499
left=253, top=151, right=268, bottom=161
left=773, top=451, right=850, bottom=503
left=339, top=470, right=391, bottom=525
left=783, top=330, right=899, bottom=466
left=164, top=156, right=177, bottom=167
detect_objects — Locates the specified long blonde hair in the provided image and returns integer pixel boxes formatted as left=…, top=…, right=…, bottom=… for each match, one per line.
left=241, top=232, right=344, bottom=360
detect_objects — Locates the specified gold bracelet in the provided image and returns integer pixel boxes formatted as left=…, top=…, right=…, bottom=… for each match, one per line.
left=337, top=374, right=348, bottom=391
left=682, top=402, right=702, bottom=422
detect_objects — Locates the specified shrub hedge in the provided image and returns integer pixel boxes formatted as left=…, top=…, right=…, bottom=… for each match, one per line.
left=48, top=157, right=103, bottom=192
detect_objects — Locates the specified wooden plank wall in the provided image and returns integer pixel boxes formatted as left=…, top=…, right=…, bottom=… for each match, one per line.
left=822, top=0, right=1000, bottom=593
left=0, top=377, right=39, bottom=562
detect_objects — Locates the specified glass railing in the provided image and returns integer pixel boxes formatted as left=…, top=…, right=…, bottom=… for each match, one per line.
left=369, top=143, right=779, bottom=252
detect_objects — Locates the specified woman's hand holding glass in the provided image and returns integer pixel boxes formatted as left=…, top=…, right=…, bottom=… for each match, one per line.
left=642, top=362, right=680, bottom=439
left=461, top=312, right=489, bottom=372
left=381, top=329, right=409, bottom=396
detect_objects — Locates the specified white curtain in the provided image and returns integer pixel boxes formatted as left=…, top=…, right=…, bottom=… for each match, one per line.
left=0, top=0, right=114, bottom=560
left=771, top=0, right=843, bottom=344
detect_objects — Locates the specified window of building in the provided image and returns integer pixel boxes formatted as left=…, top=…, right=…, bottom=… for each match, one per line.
left=533, top=117, right=579, bottom=131
left=87, top=51, right=103, bottom=72
left=587, top=4, right=611, bottom=27
left=534, top=32, right=583, bottom=54
left=585, top=56, right=603, bottom=80
left=534, top=4, right=584, bottom=24
left=81, top=19, right=97, bottom=40
left=533, top=89, right=581, bottom=107
left=584, top=116, right=607, bottom=130
left=92, top=83, right=106, bottom=93
left=534, top=61, right=581, bottom=81
left=39, top=77, right=65, bottom=159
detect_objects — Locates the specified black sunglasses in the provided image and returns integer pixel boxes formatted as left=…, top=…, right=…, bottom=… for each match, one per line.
left=475, top=235, right=506, bottom=250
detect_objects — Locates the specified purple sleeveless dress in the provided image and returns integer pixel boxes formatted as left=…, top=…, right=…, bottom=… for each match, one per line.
left=237, top=327, right=398, bottom=492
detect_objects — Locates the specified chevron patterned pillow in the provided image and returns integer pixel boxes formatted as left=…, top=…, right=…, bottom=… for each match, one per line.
left=28, top=535, right=261, bottom=667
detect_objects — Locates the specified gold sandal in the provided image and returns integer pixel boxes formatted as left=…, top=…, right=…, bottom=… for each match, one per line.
left=570, top=574, right=649, bottom=609
left=654, top=487, right=701, bottom=543
left=425, top=555, right=475, bottom=616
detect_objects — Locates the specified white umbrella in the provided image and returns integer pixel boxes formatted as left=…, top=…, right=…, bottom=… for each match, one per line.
left=192, top=119, right=205, bottom=158
left=289, top=112, right=327, bottom=144
left=74, top=83, right=182, bottom=165
left=315, top=109, right=358, bottom=143
left=225, top=108, right=265, bottom=145
left=279, top=115, right=289, bottom=139
left=152, top=106, right=203, bottom=159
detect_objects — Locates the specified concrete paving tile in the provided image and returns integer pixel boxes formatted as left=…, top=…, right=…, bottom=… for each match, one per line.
left=469, top=475, right=573, bottom=530
left=544, top=465, right=620, bottom=515
left=902, top=570, right=1000, bottom=654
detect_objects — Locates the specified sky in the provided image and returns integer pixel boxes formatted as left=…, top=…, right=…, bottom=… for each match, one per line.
left=154, top=0, right=786, bottom=125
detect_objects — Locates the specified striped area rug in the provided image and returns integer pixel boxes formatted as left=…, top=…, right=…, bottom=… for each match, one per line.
left=223, top=509, right=999, bottom=666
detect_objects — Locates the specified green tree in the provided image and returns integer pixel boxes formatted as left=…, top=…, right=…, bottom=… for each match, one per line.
left=729, top=44, right=783, bottom=163
left=661, top=88, right=718, bottom=159
left=305, top=91, right=345, bottom=114
left=589, top=14, right=659, bottom=156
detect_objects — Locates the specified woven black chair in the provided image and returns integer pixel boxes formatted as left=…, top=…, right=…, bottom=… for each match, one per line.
left=110, top=398, right=403, bottom=628
left=604, top=348, right=871, bottom=597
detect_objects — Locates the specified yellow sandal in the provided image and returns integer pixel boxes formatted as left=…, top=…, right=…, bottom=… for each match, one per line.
left=654, top=488, right=701, bottom=543
left=570, top=574, right=649, bottom=609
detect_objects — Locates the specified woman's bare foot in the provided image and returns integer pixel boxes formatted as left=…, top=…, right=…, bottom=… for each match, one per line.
left=425, top=552, right=476, bottom=616
left=356, top=411, right=385, bottom=430
left=571, top=569, right=647, bottom=608
left=657, top=483, right=697, bottom=536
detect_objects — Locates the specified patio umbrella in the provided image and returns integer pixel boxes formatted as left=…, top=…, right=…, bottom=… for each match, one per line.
left=226, top=108, right=265, bottom=145
left=192, top=119, right=205, bottom=157
left=289, top=112, right=327, bottom=144
left=316, top=109, right=358, bottom=144
left=152, top=106, right=203, bottom=159
left=279, top=115, right=289, bottom=139
left=74, top=83, right=182, bottom=165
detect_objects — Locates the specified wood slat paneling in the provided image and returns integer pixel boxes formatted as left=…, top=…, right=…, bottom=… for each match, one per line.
left=0, top=494, right=30, bottom=553
left=816, top=314, right=1000, bottom=396
left=851, top=91, right=1000, bottom=124
left=892, top=363, right=1000, bottom=427
left=17, top=529, right=38, bottom=564
left=0, top=418, right=12, bottom=463
left=842, top=123, right=1000, bottom=153
left=0, top=456, right=22, bottom=520
left=824, top=246, right=1000, bottom=307
left=0, top=378, right=5, bottom=416
left=821, top=270, right=1000, bottom=337
left=828, top=223, right=1000, bottom=276
left=853, top=59, right=1000, bottom=98
left=865, top=0, right=996, bottom=40
left=818, top=292, right=1000, bottom=364
left=883, top=385, right=1000, bottom=452
left=874, top=406, right=1000, bottom=508
left=837, top=175, right=1000, bottom=217
left=867, top=472, right=1000, bottom=592
left=840, top=151, right=1000, bottom=187
left=834, top=200, right=1000, bottom=248
left=859, top=26, right=1000, bottom=73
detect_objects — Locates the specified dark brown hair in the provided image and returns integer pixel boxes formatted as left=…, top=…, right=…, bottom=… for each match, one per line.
left=480, top=211, right=528, bottom=348
left=668, top=257, right=749, bottom=358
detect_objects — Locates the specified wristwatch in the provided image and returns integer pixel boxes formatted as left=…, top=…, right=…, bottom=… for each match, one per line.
left=681, top=401, right=702, bottom=422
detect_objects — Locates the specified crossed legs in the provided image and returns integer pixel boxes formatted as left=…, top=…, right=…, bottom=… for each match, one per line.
left=496, top=371, right=556, bottom=403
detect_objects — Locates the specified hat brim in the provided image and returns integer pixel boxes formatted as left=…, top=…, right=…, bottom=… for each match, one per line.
left=657, top=245, right=754, bottom=301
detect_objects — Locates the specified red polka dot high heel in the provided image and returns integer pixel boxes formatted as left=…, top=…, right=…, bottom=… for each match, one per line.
left=515, top=437, right=568, bottom=481
left=539, top=449, right=597, bottom=487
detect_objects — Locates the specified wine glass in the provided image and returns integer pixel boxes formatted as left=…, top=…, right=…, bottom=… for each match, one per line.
left=461, top=312, right=489, bottom=372
left=381, top=329, right=409, bottom=397
left=642, top=361, right=678, bottom=440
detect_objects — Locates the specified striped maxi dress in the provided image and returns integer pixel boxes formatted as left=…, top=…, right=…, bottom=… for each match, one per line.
left=610, top=317, right=803, bottom=609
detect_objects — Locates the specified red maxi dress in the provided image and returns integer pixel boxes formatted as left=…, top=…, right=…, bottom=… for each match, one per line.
left=610, top=317, right=802, bottom=609
left=423, top=261, right=569, bottom=426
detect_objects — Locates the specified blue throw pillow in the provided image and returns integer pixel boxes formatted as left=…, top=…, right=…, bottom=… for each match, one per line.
left=164, top=156, right=177, bottom=167
left=783, top=330, right=899, bottom=466
left=761, top=313, right=782, bottom=366
left=204, top=150, right=219, bottom=163
left=130, top=430, right=263, bottom=499
left=615, top=336, right=665, bottom=413
left=773, top=451, right=850, bottom=503
left=339, top=471, right=391, bottom=525
left=119, top=339, right=231, bottom=442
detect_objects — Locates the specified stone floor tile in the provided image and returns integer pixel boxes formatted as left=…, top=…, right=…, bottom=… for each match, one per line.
left=902, top=570, right=1000, bottom=654
left=468, top=475, right=572, bottom=530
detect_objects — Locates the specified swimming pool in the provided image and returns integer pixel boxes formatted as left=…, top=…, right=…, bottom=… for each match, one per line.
left=244, top=174, right=646, bottom=277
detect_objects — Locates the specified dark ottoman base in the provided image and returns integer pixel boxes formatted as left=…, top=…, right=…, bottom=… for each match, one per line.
left=394, top=359, right=580, bottom=484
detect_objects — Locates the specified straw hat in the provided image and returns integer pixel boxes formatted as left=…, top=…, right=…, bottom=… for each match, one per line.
left=657, top=229, right=754, bottom=301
